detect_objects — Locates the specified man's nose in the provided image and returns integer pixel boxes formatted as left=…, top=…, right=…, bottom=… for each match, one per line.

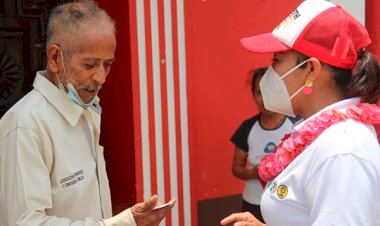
left=93, top=69, right=107, bottom=85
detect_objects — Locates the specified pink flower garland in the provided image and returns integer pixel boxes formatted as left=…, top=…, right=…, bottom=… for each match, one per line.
left=258, top=103, right=380, bottom=184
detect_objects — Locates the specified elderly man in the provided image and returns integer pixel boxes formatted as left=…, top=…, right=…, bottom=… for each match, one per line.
left=0, top=1, right=174, bottom=225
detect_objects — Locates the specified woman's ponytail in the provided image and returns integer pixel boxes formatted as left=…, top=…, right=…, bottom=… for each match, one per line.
left=348, top=50, right=380, bottom=103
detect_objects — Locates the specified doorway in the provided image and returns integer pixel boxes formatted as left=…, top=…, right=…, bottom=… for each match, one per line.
left=0, top=0, right=61, bottom=117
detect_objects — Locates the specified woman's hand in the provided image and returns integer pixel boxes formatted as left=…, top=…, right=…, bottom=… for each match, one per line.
left=220, top=212, right=265, bottom=226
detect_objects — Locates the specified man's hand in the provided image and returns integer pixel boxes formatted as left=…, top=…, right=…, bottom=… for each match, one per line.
left=220, top=212, right=265, bottom=226
left=131, top=195, right=176, bottom=226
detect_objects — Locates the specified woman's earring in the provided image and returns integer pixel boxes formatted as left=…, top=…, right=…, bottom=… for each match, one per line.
left=302, top=79, right=313, bottom=95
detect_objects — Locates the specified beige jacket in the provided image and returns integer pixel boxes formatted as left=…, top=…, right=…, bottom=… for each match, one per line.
left=0, top=71, right=136, bottom=226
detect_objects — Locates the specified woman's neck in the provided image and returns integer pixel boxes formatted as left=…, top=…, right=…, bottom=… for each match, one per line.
left=298, top=73, right=346, bottom=119
left=300, top=95, right=345, bottom=119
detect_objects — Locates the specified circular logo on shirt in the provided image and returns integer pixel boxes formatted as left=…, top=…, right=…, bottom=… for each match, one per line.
left=269, top=181, right=278, bottom=193
left=264, top=142, right=277, bottom=153
left=277, top=185, right=288, bottom=199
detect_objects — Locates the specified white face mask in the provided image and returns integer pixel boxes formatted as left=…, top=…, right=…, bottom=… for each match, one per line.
left=259, top=59, right=308, bottom=117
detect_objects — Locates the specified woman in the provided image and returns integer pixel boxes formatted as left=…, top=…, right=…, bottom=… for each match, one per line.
left=221, top=0, right=380, bottom=225
left=230, top=68, right=296, bottom=222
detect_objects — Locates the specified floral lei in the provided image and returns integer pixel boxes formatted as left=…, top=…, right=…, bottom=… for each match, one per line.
left=258, top=103, right=380, bottom=183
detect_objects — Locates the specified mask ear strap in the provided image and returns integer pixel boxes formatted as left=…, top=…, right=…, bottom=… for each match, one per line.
left=287, top=85, right=305, bottom=101
left=59, top=47, right=71, bottom=84
left=288, top=76, right=316, bottom=101
left=280, top=59, right=309, bottom=79
left=55, top=72, right=62, bottom=84
left=285, top=60, right=313, bottom=101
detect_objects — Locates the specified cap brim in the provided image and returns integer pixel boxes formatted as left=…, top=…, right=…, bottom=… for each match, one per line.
left=240, top=33, right=291, bottom=53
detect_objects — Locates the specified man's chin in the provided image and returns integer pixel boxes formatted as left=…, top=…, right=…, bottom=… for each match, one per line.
left=81, top=96, right=96, bottom=104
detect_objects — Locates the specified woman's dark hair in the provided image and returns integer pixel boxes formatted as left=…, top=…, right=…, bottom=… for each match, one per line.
left=250, top=67, right=268, bottom=92
left=348, top=51, right=380, bottom=103
left=296, top=51, right=380, bottom=103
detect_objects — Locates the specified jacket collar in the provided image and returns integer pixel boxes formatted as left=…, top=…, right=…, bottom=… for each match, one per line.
left=33, top=70, right=86, bottom=127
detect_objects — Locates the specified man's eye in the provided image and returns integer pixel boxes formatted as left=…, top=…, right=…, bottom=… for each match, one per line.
left=105, top=62, right=113, bottom=69
left=85, top=64, right=96, bottom=69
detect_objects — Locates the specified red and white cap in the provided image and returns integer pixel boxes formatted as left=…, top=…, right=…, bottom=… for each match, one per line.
left=241, top=0, right=371, bottom=69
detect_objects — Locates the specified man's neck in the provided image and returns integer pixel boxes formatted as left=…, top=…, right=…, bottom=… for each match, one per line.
left=45, top=69, right=59, bottom=87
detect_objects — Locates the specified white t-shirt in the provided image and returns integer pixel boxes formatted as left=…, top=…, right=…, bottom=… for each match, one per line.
left=261, top=98, right=380, bottom=225
left=245, top=117, right=294, bottom=205
left=231, top=115, right=295, bottom=205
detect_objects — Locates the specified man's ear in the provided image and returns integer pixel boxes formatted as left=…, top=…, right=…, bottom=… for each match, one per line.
left=306, top=57, right=321, bottom=81
left=47, top=44, right=61, bottom=73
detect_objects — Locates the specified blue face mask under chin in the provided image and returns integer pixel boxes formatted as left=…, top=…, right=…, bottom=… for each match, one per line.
left=56, top=49, right=100, bottom=111
left=67, top=83, right=98, bottom=109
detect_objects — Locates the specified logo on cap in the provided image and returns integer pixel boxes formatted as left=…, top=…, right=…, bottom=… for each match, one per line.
left=276, top=9, right=301, bottom=30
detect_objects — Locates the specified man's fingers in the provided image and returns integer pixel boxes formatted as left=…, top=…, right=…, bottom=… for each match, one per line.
left=143, top=195, right=159, bottom=211
left=131, top=195, right=159, bottom=214
left=221, top=212, right=256, bottom=225
left=156, top=199, right=176, bottom=214
left=151, top=198, right=176, bottom=222
left=149, top=195, right=159, bottom=204
left=152, top=198, right=176, bottom=210
left=131, top=196, right=176, bottom=226
left=168, top=199, right=176, bottom=207
left=234, top=222, right=251, bottom=226
left=220, top=213, right=239, bottom=225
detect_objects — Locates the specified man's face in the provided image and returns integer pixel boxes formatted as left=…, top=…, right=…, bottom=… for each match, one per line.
left=62, top=32, right=116, bottom=104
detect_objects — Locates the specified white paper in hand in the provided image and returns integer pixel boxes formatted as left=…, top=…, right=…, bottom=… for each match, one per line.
left=152, top=202, right=171, bottom=210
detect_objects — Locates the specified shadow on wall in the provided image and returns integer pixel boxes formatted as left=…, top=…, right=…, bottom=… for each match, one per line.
left=198, top=194, right=242, bottom=226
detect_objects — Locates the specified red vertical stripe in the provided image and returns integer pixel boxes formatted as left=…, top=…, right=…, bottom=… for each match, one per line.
left=171, top=0, right=185, bottom=225
left=130, top=0, right=188, bottom=224
left=157, top=1, right=173, bottom=225
left=183, top=0, right=198, bottom=223
left=128, top=0, right=144, bottom=203
left=158, top=0, right=169, bottom=191
left=143, top=0, right=158, bottom=197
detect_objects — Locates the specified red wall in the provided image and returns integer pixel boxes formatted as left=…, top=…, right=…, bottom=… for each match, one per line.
left=184, top=0, right=303, bottom=205
left=93, top=1, right=380, bottom=224
left=97, top=0, right=136, bottom=214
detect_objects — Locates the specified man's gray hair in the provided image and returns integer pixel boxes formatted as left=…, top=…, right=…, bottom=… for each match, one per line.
left=46, top=0, right=116, bottom=59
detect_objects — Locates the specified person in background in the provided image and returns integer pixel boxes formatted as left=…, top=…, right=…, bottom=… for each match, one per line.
left=230, top=67, right=296, bottom=222
left=222, top=0, right=380, bottom=225
left=0, top=1, right=174, bottom=225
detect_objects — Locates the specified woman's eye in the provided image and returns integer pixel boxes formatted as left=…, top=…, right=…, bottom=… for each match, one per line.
left=271, top=58, right=278, bottom=62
